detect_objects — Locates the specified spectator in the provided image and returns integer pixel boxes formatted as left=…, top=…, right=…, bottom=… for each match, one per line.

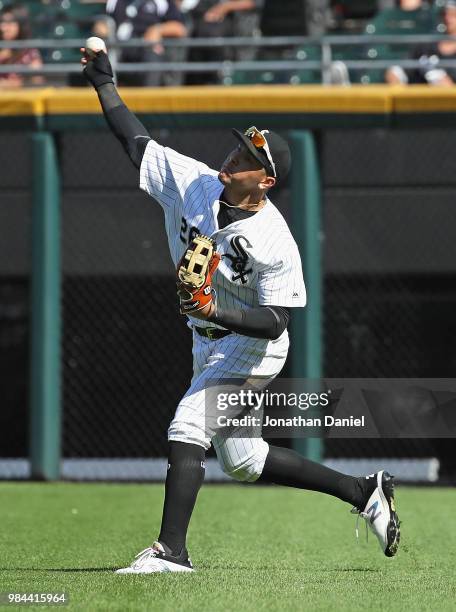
left=260, top=0, right=306, bottom=36
left=305, top=0, right=330, bottom=36
left=197, top=0, right=256, bottom=23
left=387, top=0, right=456, bottom=85
left=184, top=0, right=260, bottom=85
left=0, top=3, right=43, bottom=88
left=395, top=0, right=424, bottom=9
left=94, top=0, right=187, bottom=86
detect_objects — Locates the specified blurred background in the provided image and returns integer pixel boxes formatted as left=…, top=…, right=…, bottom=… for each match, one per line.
left=1, top=0, right=456, bottom=485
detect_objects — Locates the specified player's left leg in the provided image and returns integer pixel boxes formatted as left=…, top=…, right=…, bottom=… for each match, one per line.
left=214, top=435, right=365, bottom=503
left=259, top=445, right=400, bottom=557
left=215, top=436, right=400, bottom=557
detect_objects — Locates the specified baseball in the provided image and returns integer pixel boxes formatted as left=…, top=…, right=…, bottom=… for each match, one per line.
left=85, top=36, right=107, bottom=58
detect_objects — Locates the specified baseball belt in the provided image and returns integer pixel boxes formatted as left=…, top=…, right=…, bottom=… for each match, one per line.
left=194, top=327, right=232, bottom=341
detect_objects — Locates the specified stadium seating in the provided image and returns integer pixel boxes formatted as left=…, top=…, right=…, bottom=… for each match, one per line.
left=21, top=1, right=104, bottom=56
left=356, top=5, right=438, bottom=84
left=14, top=1, right=105, bottom=85
left=232, top=0, right=316, bottom=85
left=230, top=45, right=322, bottom=86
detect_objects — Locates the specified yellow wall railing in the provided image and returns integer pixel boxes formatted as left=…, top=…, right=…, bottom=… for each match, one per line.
left=2, top=85, right=456, bottom=118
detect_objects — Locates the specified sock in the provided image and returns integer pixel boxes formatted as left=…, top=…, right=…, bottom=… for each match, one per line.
left=258, top=445, right=366, bottom=508
left=158, top=441, right=205, bottom=556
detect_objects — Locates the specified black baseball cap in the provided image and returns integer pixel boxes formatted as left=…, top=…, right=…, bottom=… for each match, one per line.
left=232, top=127, right=291, bottom=181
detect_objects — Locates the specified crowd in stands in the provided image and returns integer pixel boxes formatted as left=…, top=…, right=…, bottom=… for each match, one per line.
left=0, top=0, right=455, bottom=87
left=0, top=2, right=43, bottom=87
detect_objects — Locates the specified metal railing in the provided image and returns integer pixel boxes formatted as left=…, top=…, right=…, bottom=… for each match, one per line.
left=1, top=34, right=456, bottom=84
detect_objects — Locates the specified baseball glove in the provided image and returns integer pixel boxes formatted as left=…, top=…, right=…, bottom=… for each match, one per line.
left=177, top=235, right=221, bottom=315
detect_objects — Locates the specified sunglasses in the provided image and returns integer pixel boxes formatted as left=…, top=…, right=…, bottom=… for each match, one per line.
left=244, top=126, right=277, bottom=178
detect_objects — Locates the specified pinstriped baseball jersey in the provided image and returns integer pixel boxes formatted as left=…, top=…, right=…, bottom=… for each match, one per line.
left=139, top=139, right=306, bottom=332
left=140, top=136, right=304, bottom=466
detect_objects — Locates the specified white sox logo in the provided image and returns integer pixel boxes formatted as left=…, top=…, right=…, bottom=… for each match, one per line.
left=224, top=236, right=253, bottom=284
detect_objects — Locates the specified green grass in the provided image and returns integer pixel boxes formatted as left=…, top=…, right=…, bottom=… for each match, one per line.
left=0, top=483, right=454, bottom=612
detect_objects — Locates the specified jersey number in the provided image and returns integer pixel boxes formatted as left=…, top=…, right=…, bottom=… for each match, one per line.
left=180, top=217, right=200, bottom=244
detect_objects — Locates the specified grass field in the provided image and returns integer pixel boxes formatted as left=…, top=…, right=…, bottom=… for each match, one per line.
left=0, top=483, right=454, bottom=612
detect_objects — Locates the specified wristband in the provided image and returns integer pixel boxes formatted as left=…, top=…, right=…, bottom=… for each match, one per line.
left=84, top=51, right=114, bottom=89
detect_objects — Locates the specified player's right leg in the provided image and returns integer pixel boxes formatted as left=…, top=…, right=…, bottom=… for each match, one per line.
left=115, top=337, right=214, bottom=575
left=141, top=333, right=288, bottom=572
left=117, top=342, right=218, bottom=575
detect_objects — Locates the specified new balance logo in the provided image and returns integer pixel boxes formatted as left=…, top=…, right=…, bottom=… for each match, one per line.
left=366, top=500, right=382, bottom=524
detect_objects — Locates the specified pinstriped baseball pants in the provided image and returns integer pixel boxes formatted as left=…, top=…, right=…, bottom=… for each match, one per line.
left=168, top=330, right=289, bottom=482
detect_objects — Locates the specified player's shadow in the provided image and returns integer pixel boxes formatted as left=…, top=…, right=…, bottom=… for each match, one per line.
left=45, top=567, right=117, bottom=572
left=0, top=567, right=117, bottom=572
left=330, top=568, right=381, bottom=572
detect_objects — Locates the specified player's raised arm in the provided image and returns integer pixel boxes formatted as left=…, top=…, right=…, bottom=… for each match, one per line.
left=80, top=39, right=150, bottom=169
left=81, top=40, right=208, bottom=211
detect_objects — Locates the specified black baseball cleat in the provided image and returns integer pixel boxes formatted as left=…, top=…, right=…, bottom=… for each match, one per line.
left=115, top=541, right=194, bottom=573
left=351, top=470, right=401, bottom=557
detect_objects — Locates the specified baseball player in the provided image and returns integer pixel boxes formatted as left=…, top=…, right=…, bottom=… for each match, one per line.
left=81, top=46, right=400, bottom=573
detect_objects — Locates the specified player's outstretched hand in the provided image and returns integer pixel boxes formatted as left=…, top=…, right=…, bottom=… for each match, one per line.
left=177, top=235, right=221, bottom=320
left=80, top=40, right=114, bottom=89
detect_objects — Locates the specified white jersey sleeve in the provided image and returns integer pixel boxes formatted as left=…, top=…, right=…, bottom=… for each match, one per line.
left=139, top=139, right=208, bottom=210
left=257, top=241, right=307, bottom=308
